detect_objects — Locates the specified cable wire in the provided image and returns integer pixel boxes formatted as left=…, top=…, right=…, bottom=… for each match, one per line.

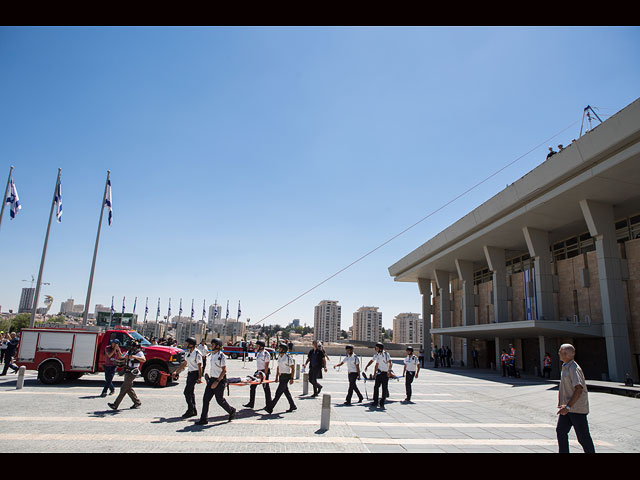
left=255, top=119, right=580, bottom=325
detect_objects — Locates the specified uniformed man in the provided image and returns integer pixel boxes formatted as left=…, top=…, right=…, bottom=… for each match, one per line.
left=265, top=343, right=297, bottom=414
left=334, top=344, right=363, bottom=405
left=543, top=352, right=552, bottom=378
left=108, top=340, right=145, bottom=410
left=364, top=342, right=391, bottom=409
left=195, top=338, right=236, bottom=425
left=197, top=339, right=210, bottom=373
left=244, top=340, right=272, bottom=409
left=403, top=346, right=420, bottom=402
left=176, top=337, right=203, bottom=418
left=500, top=349, right=508, bottom=377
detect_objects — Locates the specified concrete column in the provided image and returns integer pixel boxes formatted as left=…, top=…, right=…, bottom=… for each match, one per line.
left=484, top=246, right=508, bottom=323
left=580, top=199, right=634, bottom=382
left=456, top=259, right=475, bottom=368
left=434, top=269, right=451, bottom=349
left=523, top=227, right=555, bottom=320
left=418, top=278, right=432, bottom=354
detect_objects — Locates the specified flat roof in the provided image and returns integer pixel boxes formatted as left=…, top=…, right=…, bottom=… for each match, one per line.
left=431, top=320, right=603, bottom=339
left=389, top=98, right=640, bottom=283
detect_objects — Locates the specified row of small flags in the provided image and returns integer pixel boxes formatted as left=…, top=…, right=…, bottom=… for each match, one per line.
left=109, top=296, right=242, bottom=322
left=2, top=168, right=113, bottom=227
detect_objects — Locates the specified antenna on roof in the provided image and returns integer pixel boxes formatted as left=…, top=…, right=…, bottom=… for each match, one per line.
left=580, top=105, right=603, bottom=137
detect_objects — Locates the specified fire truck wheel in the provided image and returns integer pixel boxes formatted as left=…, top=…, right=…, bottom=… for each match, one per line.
left=143, top=365, right=168, bottom=386
left=230, top=353, right=238, bottom=359
left=39, top=361, right=64, bottom=385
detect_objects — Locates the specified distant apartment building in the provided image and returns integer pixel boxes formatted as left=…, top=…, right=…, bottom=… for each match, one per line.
left=208, top=304, right=224, bottom=329
left=175, top=319, right=207, bottom=344
left=211, top=319, right=246, bottom=339
left=72, top=304, right=85, bottom=315
left=60, top=298, right=74, bottom=315
left=393, top=313, right=423, bottom=344
left=95, top=304, right=110, bottom=315
left=352, top=306, right=382, bottom=342
left=18, top=287, right=35, bottom=313
left=314, top=300, right=341, bottom=343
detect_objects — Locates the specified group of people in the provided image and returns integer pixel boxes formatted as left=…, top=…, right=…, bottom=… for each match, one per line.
left=500, top=345, right=518, bottom=378
left=0, top=332, right=20, bottom=376
left=432, top=345, right=452, bottom=368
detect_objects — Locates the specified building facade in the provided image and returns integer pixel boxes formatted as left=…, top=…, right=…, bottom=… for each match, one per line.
left=314, top=300, right=341, bottom=343
left=352, top=306, right=382, bottom=342
left=389, top=97, right=640, bottom=382
left=393, top=313, right=423, bottom=344
left=18, top=288, right=35, bottom=313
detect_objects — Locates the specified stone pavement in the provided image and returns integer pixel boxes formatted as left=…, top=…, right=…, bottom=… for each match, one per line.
left=0, top=355, right=638, bottom=453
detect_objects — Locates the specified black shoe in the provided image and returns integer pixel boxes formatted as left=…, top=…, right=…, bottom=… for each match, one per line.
left=317, top=385, right=323, bottom=394
left=195, top=419, right=208, bottom=425
left=107, top=403, right=117, bottom=410
left=100, top=393, right=107, bottom=398
left=369, top=402, right=378, bottom=408
left=286, top=406, right=297, bottom=412
left=243, top=403, right=254, bottom=409
left=228, top=408, right=236, bottom=421
left=130, top=403, right=141, bottom=409
left=343, top=401, right=352, bottom=405
left=182, top=410, right=197, bottom=418
left=109, top=390, right=115, bottom=395
left=357, top=397, right=363, bottom=403
left=264, top=406, right=273, bottom=414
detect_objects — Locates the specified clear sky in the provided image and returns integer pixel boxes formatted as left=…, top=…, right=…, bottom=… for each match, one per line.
left=1, top=26, right=639, bottom=329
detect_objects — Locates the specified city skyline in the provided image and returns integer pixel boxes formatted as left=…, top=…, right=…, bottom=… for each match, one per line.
left=2, top=27, right=639, bottom=329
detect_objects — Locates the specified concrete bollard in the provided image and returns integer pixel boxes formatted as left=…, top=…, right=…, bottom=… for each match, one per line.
left=295, top=363, right=300, bottom=380
left=320, top=394, right=331, bottom=431
left=16, top=366, right=26, bottom=390
left=303, top=372, right=309, bottom=395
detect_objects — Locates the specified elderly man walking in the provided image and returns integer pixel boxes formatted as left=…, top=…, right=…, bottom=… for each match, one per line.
left=556, top=343, right=596, bottom=453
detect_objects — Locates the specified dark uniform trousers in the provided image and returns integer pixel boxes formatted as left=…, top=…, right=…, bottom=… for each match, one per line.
left=346, top=372, right=363, bottom=403
left=113, top=372, right=141, bottom=408
left=184, top=370, right=200, bottom=413
left=309, top=366, right=323, bottom=395
left=556, top=412, right=596, bottom=453
left=372, top=371, right=389, bottom=406
left=269, top=373, right=296, bottom=410
left=247, top=369, right=272, bottom=407
left=405, top=371, right=416, bottom=400
left=200, top=376, right=234, bottom=421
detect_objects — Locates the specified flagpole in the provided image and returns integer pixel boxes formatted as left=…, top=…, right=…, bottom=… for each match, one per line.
left=82, top=171, right=110, bottom=326
left=0, top=166, right=14, bottom=233
left=30, top=168, right=61, bottom=328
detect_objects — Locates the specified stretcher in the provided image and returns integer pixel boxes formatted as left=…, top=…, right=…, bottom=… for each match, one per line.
left=227, top=379, right=276, bottom=386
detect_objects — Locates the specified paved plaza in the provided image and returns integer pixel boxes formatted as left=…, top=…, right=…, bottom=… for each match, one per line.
left=0, top=355, right=639, bottom=453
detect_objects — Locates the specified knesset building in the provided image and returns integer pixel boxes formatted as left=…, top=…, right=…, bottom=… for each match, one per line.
left=389, top=97, right=640, bottom=382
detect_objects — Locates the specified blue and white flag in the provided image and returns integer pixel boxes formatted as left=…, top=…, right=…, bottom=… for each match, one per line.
left=237, top=300, right=241, bottom=320
left=202, top=300, right=206, bottom=320
left=111, top=296, right=115, bottom=315
left=54, top=178, right=62, bottom=223
left=190, top=299, right=194, bottom=319
left=6, top=178, right=21, bottom=219
left=168, top=298, right=172, bottom=318
left=226, top=300, right=229, bottom=319
left=122, top=296, right=126, bottom=314
left=133, top=296, right=137, bottom=314
left=214, top=305, right=219, bottom=319
left=156, top=298, right=161, bottom=317
left=144, top=297, right=149, bottom=318
left=105, top=177, right=113, bottom=226
left=179, top=298, right=183, bottom=317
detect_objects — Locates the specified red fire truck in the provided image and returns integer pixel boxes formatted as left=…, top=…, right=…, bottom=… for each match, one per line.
left=15, top=325, right=185, bottom=386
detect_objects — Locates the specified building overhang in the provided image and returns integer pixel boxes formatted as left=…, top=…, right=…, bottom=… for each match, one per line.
left=431, top=320, right=603, bottom=339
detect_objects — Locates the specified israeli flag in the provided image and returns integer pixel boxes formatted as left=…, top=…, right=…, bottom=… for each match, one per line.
left=168, top=298, right=172, bottom=318
left=105, top=177, right=113, bottom=226
left=144, top=297, right=149, bottom=316
left=179, top=298, right=183, bottom=317
left=190, top=299, right=194, bottom=319
left=6, top=178, right=21, bottom=219
left=156, top=298, right=161, bottom=316
left=133, top=296, right=137, bottom=314
left=226, top=300, right=229, bottom=319
left=237, top=301, right=241, bottom=320
left=122, top=296, right=126, bottom=314
left=202, top=300, right=206, bottom=320
left=110, top=296, right=115, bottom=315
left=214, top=305, right=219, bottom=319
left=54, top=178, right=62, bottom=223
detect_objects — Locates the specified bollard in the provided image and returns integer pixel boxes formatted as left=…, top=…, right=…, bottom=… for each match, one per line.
left=320, top=394, right=331, bottom=431
left=295, top=363, right=300, bottom=380
left=303, top=372, right=309, bottom=395
left=16, top=366, right=26, bottom=390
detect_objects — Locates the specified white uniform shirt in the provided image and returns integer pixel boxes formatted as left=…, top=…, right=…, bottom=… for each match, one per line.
left=277, top=353, right=294, bottom=375
left=373, top=351, right=391, bottom=372
left=343, top=353, right=360, bottom=373
left=404, top=355, right=419, bottom=372
left=127, top=350, right=145, bottom=369
left=186, top=348, right=203, bottom=372
left=196, top=343, right=210, bottom=358
left=209, top=351, right=227, bottom=379
left=256, top=349, right=271, bottom=371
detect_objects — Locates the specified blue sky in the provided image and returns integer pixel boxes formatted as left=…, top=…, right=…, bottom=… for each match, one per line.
left=1, top=26, right=639, bottom=328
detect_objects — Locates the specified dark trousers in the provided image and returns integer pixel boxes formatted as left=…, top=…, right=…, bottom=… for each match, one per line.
left=269, top=373, right=296, bottom=410
left=372, top=371, right=389, bottom=406
left=543, top=367, right=551, bottom=378
left=405, top=371, right=416, bottom=400
left=446, top=356, right=451, bottom=367
left=184, top=370, right=199, bottom=413
left=556, top=412, right=596, bottom=453
left=419, top=356, right=424, bottom=368
left=113, top=372, right=140, bottom=408
left=346, top=372, right=363, bottom=403
left=434, top=356, right=439, bottom=368
left=309, top=366, right=322, bottom=395
left=0, top=349, right=5, bottom=363
left=473, top=357, right=479, bottom=368
left=200, top=377, right=234, bottom=421
left=101, top=365, right=117, bottom=394
left=1, top=355, right=18, bottom=375
left=502, top=363, right=507, bottom=377
left=247, top=370, right=272, bottom=407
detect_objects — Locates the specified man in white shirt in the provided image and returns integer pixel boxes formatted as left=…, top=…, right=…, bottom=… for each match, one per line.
left=176, top=337, right=203, bottom=418
left=196, top=338, right=236, bottom=425
left=334, top=344, right=363, bottom=405
left=364, top=342, right=391, bottom=408
left=265, top=343, right=297, bottom=414
left=108, top=340, right=146, bottom=410
left=197, top=339, right=210, bottom=373
left=403, top=346, right=420, bottom=402
left=244, top=340, right=272, bottom=409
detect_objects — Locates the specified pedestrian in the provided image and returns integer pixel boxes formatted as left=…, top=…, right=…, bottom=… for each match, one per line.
left=244, top=340, right=272, bottom=410
left=472, top=348, right=480, bottom=368
left=556, top=344, right=595, bottom=453
left=418, top=347, right=425, bottom=368
left=197, top=339, right=210, bottom=373
left=500, top=349, right=508, bottom=377
left=433, top=345, right=439, bottom=368
left=100, top=339, right=123, bottom=397
left=196, top=338, right=236, bottom=425
left=334, top=344, right=363, bottom=405
left=265, top=343, right=297, bottom=414
left=108, top=340, right=145, bottom=410
left=543, top=352, right=552, bottom=378
left=176, top=337, right=203, bottom=418
left=0, top=333, right=7, bottom=364
left=403, top=346, right=420, bottom=402
left=288, top=340, right=294, bottom=353
left=364, top=342, right=391, bottom=409
left=445, top=346, right=452, bottom=367
left=305, top=340, right=327, bottom=397
left=509, top=344, right=517, bottom=377
left=546, top=147, right=557, bottom=159
left=0, top=333, right=19, bottom=376
left=438, top=347, right=445, bottom=368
